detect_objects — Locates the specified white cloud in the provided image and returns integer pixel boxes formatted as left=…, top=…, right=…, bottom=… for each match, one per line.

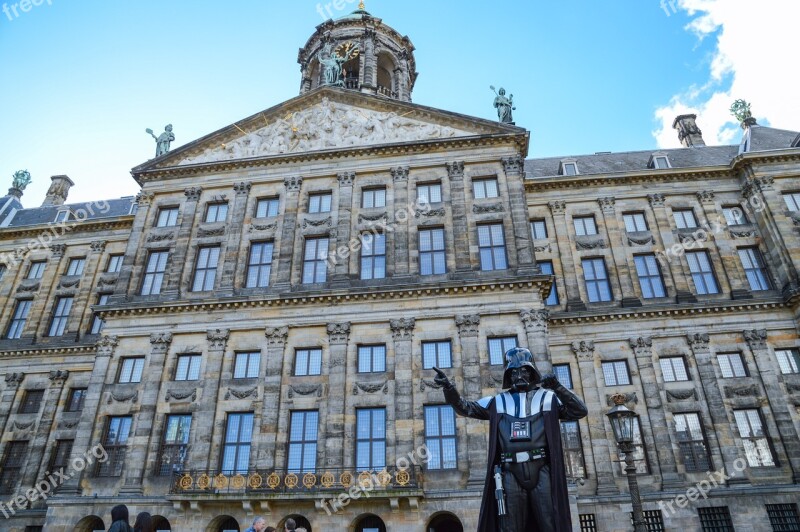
left=654, top=0, right=800, bottom=148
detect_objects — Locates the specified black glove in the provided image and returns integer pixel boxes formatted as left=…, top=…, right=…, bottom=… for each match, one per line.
left=540, top=373, right=560, bottom=390
left=432, top=367, right=453, bottom=389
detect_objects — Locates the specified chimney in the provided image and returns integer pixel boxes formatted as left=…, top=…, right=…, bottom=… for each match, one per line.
left=672, top=114, right=706, bottom=147
left=41, top=175, right=74, bottom=206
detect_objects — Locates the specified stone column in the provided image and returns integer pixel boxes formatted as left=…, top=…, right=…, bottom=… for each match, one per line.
left=549, top=201, right=586, bottom=311
left=520, top=309, right=551, bottom=374
left=572, top=341, right=618, bottom=495
left=0, top=373, right=24, bottom=436
left=455, top=314, right=486, bottom=486
left=23, top=371, right=69, bottom=490
left=391, top=319, right=415, bottom=464
left=332, top=172, right=356, bottom=286
left=744, top=329, right=800, bottom=481
left=390, top=167, right=411, bottom=277
left=686, top=333, right=739, bottom=479
left=59, top=335, right=118, bottom=494
left=198, top=329, right=230, bottom=472
left=503, top=156, right=538, bottom=275
left=28, top=244, right=67, bottom=339
left=597, top=197, right=639, bottom=306
left=163, top=187, right=203, bottom=298
left=113, top=191, right=154, bottom=303
left=629, top=337, right=681, bottom=489
left=274, top=177, right=302, bottom=287
left=647, top=194, right=696, bottom=303
left=218, top=182, right=251, bottom=295
left=446, top=162, right=472, bottom=274
left=697, top=191, right=751, bottom=299
left=119, top=332, right=172, bottom=494
left=259, top=326, right=289, bottom=469
left=325, top=323, right=350, bottom=469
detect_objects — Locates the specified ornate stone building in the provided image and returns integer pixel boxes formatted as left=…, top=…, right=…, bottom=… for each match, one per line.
left=0, top=7, right=799, bottom=532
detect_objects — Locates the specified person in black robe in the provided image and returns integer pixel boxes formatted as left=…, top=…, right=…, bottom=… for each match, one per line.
left=433, top=347, right=588, bottom=532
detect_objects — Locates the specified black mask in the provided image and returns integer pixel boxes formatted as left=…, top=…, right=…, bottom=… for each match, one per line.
left=510, top=367, right=533, bottom=392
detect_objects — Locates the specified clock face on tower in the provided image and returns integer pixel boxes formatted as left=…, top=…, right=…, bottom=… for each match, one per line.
left=335, top=41, right=360, bottom=60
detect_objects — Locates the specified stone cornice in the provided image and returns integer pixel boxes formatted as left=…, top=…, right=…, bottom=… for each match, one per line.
left=0, top=218, right=133, bottom=240
left=0, top=345, right=96, bottom=359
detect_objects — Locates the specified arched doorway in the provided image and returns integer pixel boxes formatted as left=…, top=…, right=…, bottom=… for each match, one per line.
left=278, top=514, right=312, bottom=532
left=153, top=515, right=172, bottom=531
left=75, top=515, right=105, bottom=532
left=208, top=515, right=240, bottom=532
left=354, top=514, right=386, bottom=532
left=428, top=513, right=464, bottom=532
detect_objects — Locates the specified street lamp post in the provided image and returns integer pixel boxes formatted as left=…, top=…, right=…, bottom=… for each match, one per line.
left=607, top=393, right=647, bottom=532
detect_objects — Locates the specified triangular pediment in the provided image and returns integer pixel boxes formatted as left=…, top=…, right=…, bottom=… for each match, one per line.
left=135, top=87, right=526, bottom=172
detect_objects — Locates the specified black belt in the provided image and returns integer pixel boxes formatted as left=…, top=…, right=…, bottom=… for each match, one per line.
left=501, top=447, right=547, bottom=464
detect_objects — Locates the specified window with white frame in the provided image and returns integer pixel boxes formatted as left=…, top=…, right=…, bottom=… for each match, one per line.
left=560, top=420, right=585, bottom=478
left=601, top=360, right=631, bottom=386
left=673, top=209, right=698, bottom=229
left=294, top=348, right=322, bottom=376
left=653, top=155, right=671, bottom=169
left=686, top=251, right=719, bottom=295
left=422, top=340, right=452, bottom=369
left=530, top=219, right=548, bottom=240
left=27, top=261, right=46, bottom=280
left=141, top=251, right=169, bottom=295
left=419, top=228, right=446, bottom=276
left=783, top=192, right=800, bottom=212
left=191, top=246, right=220, bottom=292
left=175, top=354, right=201, bottom=381
left=246, top=242, right=273, bottom=288
left=360, top=233, right=386, bottom=280
left=6, top=300, right=32, bottom=339
left=308, top=192, right=332, bottom=214
left=573, top=216, right=597, bottom=236
left=718, top=353, right=747, bottom=378
left=417, top=183, right=442, bottom=204
left=288, top=410, right=318, bottom=473
left=623, top=213, right=648, bottom=232
left=775, top=349, right=800, bottom=375
left=158, top=414, right=191, bottom=475
left=539, top=261, right=559, bottom=306
left=106, top=255, right=123, bottom=273
left=118, top=357, right=145, bottom=383
left=477, top=223, right=508, bottom=271
left=473, top=178, right=499, bottom=199
left=221, top=412, right=254, bottom=474
left=66, top=257, right=86, bottom=276
left=733, top=409, right=775, bottom=467
left=738, top=247, right=771, bottom=291
left=156, top=207, right=179, bottom=227
left=356, top=408, right=386, bottom=471
left=204, top=203, right=228, bottom=223
left=553, top=364, right=573, bottom=389
left=583, top=258, right=612, bottom=302
left=362, top=188, right=386, bottom=209
left=619, top=417, right=649, bottom=474
left=255, top=197, right=280, bottom=218
left=96, top=416, right=132, bottom=477
left=90, top=294, right=111, bottom=334
left=660, top=357, right=689, bottom=382
left=634, top=254, right=666, bottom=298
left=722, top=206, right=748, bottom=226
left=234, top=352, right=261, bottom=379
left=488, top=336, right=517, bottom=365
left=562, top=162, right=578, bottom=176
left=424, top=405, right=457, bottom=470
left=302, top=237, right=329, bottom=284
left=674, top=412, right=711, bottom=472
left=48, top=296, right=73, bottom=336
left=358, top=345, right=386, bottom=373
left=54, top=210, right=70, bottom=223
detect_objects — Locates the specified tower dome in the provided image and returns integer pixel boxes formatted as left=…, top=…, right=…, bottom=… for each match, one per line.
left=298, top=2, right=418, bottom=102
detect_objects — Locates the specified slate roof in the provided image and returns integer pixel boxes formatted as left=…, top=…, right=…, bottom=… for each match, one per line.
left=1, top=197, right=135, bottom=229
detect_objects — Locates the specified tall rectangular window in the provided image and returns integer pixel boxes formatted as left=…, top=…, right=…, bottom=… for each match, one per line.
left=234, top=352, right=260, bottom=379
left=723, top=206, right=747, bottom=226
left=159, top=414, right=191, bottom=475
left=553, top=364, right=573, bottom=389
left=221, top=412, right=254, bottom=474
left=191, top=246, right=220, bottom=292
left=582, top=258, right=612, bottom=302
left=560, top=421, right=586, bottom=478
left=634, top=255, right=666, bottom=298
left=90, top=294, right=111, bottom=334
left=660, top=357, right=689, bottom=382
left=27, top=261, right=46, bottom=280
left=539, top=261, right=559, bottom=306
left=48, top=296, right=74, bottom=336
left=563, top=162, right=578, bottom=176
left=530, top=219, right=548, bottom=240
left=417, top=183, right=442, bottom=204
left=623, top=213, right=648, bottom=232
left=97, top=416, right=132, bottom=477
left=733, top=409, right=775, bottom=467
left=573, top=216, right=597, bottom=236
left=255, top=197, right=280, bottom=218
left=738, top=247, right=771, bottom=291
left=621, top=417, right=650, bottom=474
left=356, top=408, right=386, bottom=471
left=419, top=228, right=446, bottom=275
left=674, top=413, right=711, bottom=472
left=302, top=237, right=329, bottom=284
left=118, top=357, right=145, bottom=383
left=205, top=203, right=228, bottom=223
left=0, top=265, right=5, bottom=281
left=156, top=207, right=179, bottom=227
left=478, top=224, right=508, bottom=271
left=66, top=258, right=86, bottom=276
left=698, top=507, right=734, bottom=531
left=246, top=242, right=273, bottom=288
left=718, top=353, right=747, bottom=378
left=66, top=388, right=87, bottom=412
left=673, top=209, right=698, bottom=229
left=362, top=188, right=386, bottom=209
left=488, top=337, right=517, bottom=366
left=775, top=349, right=800, bottom=375
left=686, top=251, right=719, bottom=295
left=422, top=340, right=452, bottom=369
left=783, top=192, right=800, bottom=212
left=106, top=255, right=123, bottom=273
left=308, top=192, right=332, bottom=214
left=425, top=405, right=457, bottom=470
left=473, top=178, right=499, bottom=199
left=602, top=360, right=631, bottom=386
left=766, top=504, right=800, bottom=530
left=141, top=251, right=169, bottom=295
left=358, top=345, right=386, bottom=373
left=288, top=410, right=318, bottom=473
left=18, top=389, right=44, bottom=414
left=360, top=233, right=386, bottom=280
left=0, top=441, right=28, bottom=493
left=6, top=300, right=32, bottom=339
left=294, top=348, right=322, bottom=376
left=49, top=439, right=73, bottom=473
left=175, top=354, right=201, bottom=381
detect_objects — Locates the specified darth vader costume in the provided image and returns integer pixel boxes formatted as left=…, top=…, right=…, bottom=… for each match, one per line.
left=434, top=347, right=588, bottom=532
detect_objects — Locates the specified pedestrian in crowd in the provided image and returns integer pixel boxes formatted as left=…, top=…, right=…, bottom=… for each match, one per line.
left=133, top=512, right=154, bottom=532
left=245, top=516, right=267, bottom=532
left=265, top=527, right=276, bottom=532
left=296, top=528, right=308, bottom=532
left=108, top=505, right=133, bottom=532
left=284, top=518, right=296, bottom=531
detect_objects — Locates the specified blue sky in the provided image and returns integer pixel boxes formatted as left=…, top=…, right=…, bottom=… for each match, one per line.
left=0, top=0, right=795, bottom=204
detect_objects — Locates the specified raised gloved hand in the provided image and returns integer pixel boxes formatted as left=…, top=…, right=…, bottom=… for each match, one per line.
left=540, top=373, right=560, bottom=390
left=432, top=366, right=453, bottom=389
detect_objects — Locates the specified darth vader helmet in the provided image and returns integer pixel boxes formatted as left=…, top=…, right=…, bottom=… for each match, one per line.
left=502, top=347, right=542, bottom=389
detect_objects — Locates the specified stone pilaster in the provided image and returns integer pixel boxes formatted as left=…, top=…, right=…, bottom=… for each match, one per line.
left=390, top=167, right=411, bottom=277
left=218, top=182, right=251, bottom=294
left=390, top=319, right=415, bottom=464
left=549, top=201, right=586, bottom=311
left=503, top=156, right=538, bottom=274
left=629, top=337, right=681, bottom=488
left=743, top=329, right=800, bottom=481
left=325, top=322, right=350, bottom=468
left=446, top=162, right=472, bottom=274
left=0, top=373, right=24, bottom=435
left=455, top=314, right=485, bottom=486
left=332, top=172, right=356, bottom=285
left=274, top=177, right=303, bottom=287
left=647, top=194, right=696, bottom=303
left=113, top=191, right=154, bottom=302
left=22, top=371, right=69, bottom=491
left=163, top=187, right=203, bottom=297
left=59, top=335, right=117, bottom=494
left=198, top=329, right=230, bottom=473
left=28, top=244, right=68, bottom=339
left=120, top=332, right=172, bottom=494
left=572, top=341, right=618, bottom=495
left=598, top=197, right=638, bottom=306
left=520, top=309, right=551, bottom=374
left=258, top=326, right=288, bottom=469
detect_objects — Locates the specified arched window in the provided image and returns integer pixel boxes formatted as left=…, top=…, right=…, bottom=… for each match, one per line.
left=208, top=515, right=239, bottom=532
left=377, top=53, right=396, bottom=98
left=75, top=516, right=105, bottom=532
left=153, top=515, right=172, bottom=531
left=279, top=515, right=312, bottom=532
left=355, top=514, right=387, bottom=532
left=428, top=513, right=464, bottom=532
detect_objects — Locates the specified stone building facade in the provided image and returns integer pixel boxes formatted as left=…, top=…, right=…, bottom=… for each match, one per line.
left=0, top=7, right=799, bottom=532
